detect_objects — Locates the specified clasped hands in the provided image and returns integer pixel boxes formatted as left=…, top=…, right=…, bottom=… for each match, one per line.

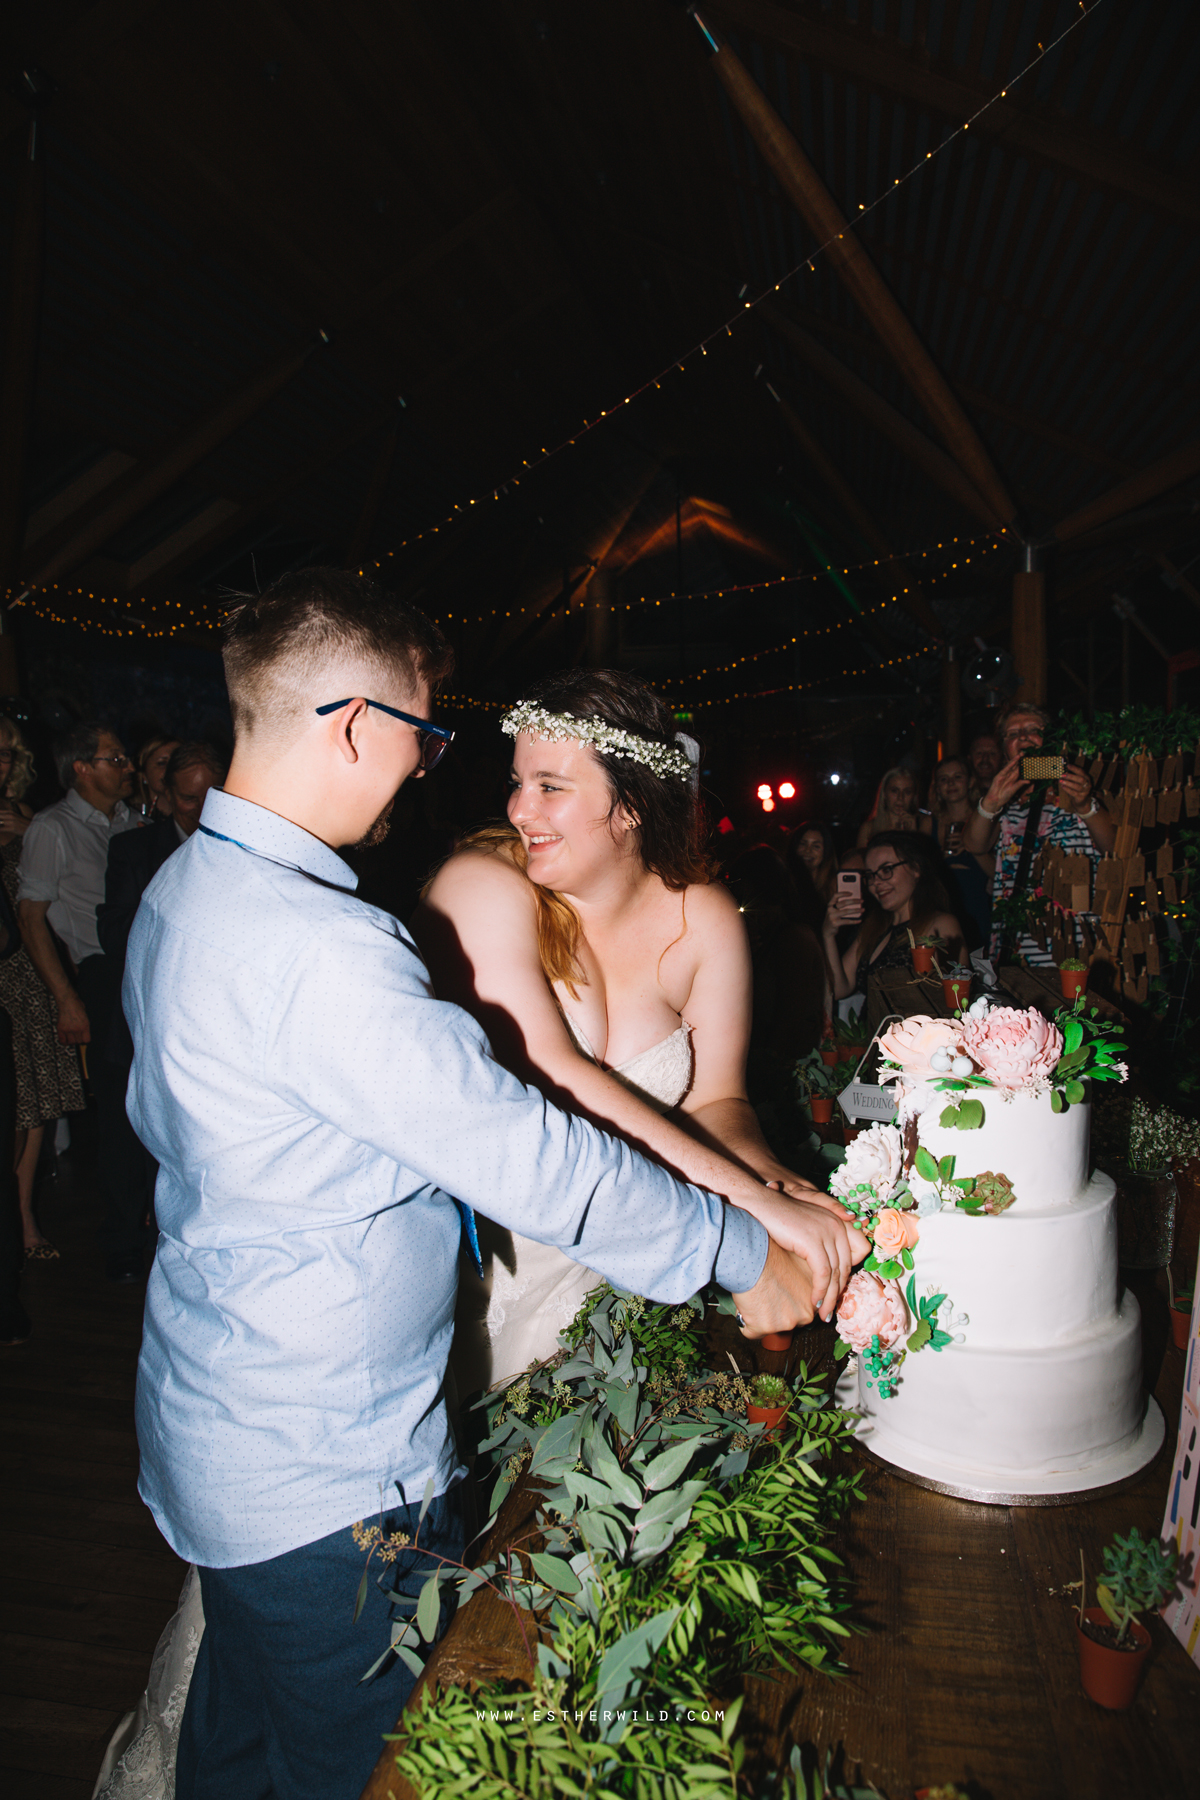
left=732, top=1177, right=869, bottom=1338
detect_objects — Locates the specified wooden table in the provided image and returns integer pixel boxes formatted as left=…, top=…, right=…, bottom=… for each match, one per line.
left=363, top=1286, right=1199, bottom=1799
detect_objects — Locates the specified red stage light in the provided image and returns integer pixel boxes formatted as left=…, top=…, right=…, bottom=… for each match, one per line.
left=778, top=781, right=796, bottom=799
left=756, top=782, right=773, bottom=800
left=761, top=796, right=776, bottom=812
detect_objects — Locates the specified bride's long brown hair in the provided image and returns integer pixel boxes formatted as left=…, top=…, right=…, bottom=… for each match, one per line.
left=439, top=671, right=715, bottom=998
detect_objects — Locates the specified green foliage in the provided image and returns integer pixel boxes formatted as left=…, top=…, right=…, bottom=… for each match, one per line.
left=903, top=1276, right=953, bottom=1353
left=1051, top=1003, right=1128, bottom=1092
left=748, top=1373, right=789, bottom=1407
left=1095, top=1528, right=1179, bottom=1645
left=382, top=1285, right=866, bottom=1798
left=793, top=1051, right=839, bottom=1100
left=937, top=1097, right=985, bottom=1130
left=1051, top=703, right=1200, bottom=760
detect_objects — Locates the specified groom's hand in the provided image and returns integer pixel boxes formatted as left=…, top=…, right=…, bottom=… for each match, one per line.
left=733, top=1236, right=832, bottom=1336
left=733, top=1192, right=867, bottom=1321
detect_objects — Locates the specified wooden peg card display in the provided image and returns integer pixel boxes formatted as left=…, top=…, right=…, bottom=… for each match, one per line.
left=1186, top=782, right=1199, bottom=818
left=1141, top=790, right=1158, bottom=828
left=1157, top=840, right=1175, bottom=877
left=1095, top=856, right=1126, bottom=922
left=1146, top=926, right=1161, bottom=976
left=1161, top=752, right=1181, bottom=789
left=1160, top=785, right=1182, bottom=824
left=1145, top=873, right=1161, bottom=916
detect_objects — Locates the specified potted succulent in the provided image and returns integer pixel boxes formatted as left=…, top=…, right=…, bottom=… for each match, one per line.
left=940, top=963, right=972, bottom=1012
left=1074, top=1528, right=1178, bottom=1710
left=1058, top=956, right=1089, bottom=1001
left=1168, top=1270, right=1193, bottom=1350
left=818, top=1033, right=838, bottom=1068
left=835, top=1008, right=869, bottom=1063
left=746, top=1371, right=790, bottom=1433
left=795, top=1049, right=838, bottom=1123
left=910, top=930, right=943, bottom=976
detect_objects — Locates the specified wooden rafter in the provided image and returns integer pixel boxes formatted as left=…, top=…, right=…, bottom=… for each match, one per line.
left=0, top=122, right=45, bottom=588
left=23, top=338, right=320, bottom=587
left=705, top=0, right=1200, bottom=226
left=759, top=303, right=1004, bottom=531
left=1053, top=440, right=1200, bottom=546
left=696, top=20, right=1017, bottom=529
left=767, top=388, right=943, bottom=640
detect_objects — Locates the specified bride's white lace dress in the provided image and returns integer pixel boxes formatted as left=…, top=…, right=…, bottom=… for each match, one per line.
left=95, top=1018, right=691, bottom=1797
left=92, top=1565, right=203, bottom=1800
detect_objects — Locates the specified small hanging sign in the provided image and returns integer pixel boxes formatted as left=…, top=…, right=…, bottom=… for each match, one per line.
left=839, top=1083, right=898, bottom=1124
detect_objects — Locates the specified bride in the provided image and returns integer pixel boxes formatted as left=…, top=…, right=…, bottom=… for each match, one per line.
left=413, top=668, right=863, bottom=1390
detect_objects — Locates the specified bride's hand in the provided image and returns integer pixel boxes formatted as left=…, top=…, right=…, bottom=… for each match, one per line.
left=734, top=1187, right=868, bottom=1320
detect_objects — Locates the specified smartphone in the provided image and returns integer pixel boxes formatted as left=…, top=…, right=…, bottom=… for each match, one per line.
left=1020, top=753, right=1064, bottom=782
left=837, top=869, right=862, bottom=903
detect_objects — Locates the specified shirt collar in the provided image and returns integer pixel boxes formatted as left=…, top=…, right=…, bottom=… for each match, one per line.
left=199, top=790, right=358, bottom=891
left=64, top=785, right=130, bottom=828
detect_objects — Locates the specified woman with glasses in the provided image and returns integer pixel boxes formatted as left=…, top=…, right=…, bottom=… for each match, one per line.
left=822, top=830, right=965, bottom=1008
left=0, top=718, right=85, bottom=1260
left=413, top=669, right=864, bottom=1392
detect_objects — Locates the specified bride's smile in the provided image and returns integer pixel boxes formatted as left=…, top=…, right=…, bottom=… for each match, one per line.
left=507, top=734, right=637, bottom=894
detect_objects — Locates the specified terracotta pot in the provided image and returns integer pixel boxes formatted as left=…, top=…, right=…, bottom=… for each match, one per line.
left=837, top=1045, right=856, bottom=1063
left=942, top=975, right=971, bottom=1011
left=1076, top=1608, right=1151, bottom=1709
left=747, top=1402, right=788, bottom=1435
left=809, top=1096, right=834, bottom=1122
left=1059, top=967, right=1088, bottom=1000
left=819, top=1048, right=838, bottom=1067
left=759, top=1331, right=793, bottom=1352
left=843, top=1124, right=862, bottom=1142
left=911, top=943, right=935, bottom=974
left=1171, top=1302, right=1193, bottom=1350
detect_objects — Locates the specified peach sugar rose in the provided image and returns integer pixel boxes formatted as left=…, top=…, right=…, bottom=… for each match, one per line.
left=871, top=1207, right=921, bottom=1259
left=956, top=1004, right=1062, bottom=1091
left=877, top=1015, right=962, bottom=1082
left=836, top=1270, right=909, bottom=1353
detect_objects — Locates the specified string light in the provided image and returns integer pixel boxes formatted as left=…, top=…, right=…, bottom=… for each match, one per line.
left=355, top=5, right=1096, bottom=567
left=3, top=531, right=1000, bottom=641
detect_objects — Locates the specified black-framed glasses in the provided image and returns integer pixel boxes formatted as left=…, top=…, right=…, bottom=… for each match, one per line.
left=315, top=699, right=455, bottom=771
left=864, top=859, right=908, bottom=886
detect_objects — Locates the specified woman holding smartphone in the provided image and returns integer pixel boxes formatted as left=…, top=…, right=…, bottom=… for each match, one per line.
left=823, top=831, right=965, bottom=1006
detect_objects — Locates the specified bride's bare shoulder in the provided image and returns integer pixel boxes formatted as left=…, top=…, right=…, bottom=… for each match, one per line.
left=423, top=843, right=535, bottom=916
left=677, top=877, right=742, bottom=943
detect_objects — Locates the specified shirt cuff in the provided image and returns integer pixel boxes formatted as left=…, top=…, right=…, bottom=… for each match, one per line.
left=713, top=1204, right=769, bottom=1296
left=15, top=877, right=57, bottom=904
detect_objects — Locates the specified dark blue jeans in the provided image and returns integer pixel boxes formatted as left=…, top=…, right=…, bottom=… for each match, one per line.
left=176, top=1483, right=467, bottom=1800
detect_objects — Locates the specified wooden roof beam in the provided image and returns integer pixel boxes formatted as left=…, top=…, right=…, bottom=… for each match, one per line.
left=705, top=0, right=1200, bottom=226
left=22, top=337, right=322, bottom=588
left=1052, top=439, right=1200, bottom=545
left=759, top=302, right=1003, bottom=530
left=0, top=122, right=45, bottom=589
left=694, top=17, right=1017, bottom=530
left=766, top=383, right=944, bottom=641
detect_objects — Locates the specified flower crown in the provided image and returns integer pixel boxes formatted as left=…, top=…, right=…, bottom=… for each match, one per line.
left=500, top=701, right=695, bottom=782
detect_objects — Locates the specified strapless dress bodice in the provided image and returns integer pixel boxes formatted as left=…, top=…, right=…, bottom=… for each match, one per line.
left=561, top=1011, right=693, bottom=1113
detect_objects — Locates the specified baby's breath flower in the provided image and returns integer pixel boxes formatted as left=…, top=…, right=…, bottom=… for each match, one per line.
left=501, top=703, right=694, bottom=781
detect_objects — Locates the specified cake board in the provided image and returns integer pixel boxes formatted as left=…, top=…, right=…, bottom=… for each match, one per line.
left=836, top=1360, right=1166, bottom=1507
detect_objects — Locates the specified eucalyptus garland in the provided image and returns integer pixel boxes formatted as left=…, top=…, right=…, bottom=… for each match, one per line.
left=368, top=1285, right=864, bottom=1797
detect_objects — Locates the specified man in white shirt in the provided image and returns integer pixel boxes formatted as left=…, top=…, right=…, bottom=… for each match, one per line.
left=124, top=568, right=848, bottom=1800
left=17, top=723, right=142, bottom=1279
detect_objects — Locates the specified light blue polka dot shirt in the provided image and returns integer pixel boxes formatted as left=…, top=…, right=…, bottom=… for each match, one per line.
left=124, top=790, right=767, bottom=1568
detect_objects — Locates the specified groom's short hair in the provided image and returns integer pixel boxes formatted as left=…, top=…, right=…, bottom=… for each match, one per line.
left=222, top=567, right=453, bottom=747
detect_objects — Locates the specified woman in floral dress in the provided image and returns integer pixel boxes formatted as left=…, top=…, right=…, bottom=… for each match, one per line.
left=0, top=717, right=85, bottom=1254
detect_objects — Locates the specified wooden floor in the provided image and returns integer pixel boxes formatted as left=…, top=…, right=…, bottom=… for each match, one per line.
left=3, top=1157, right=1198, bottom=1800
left=1, top=1156, right=186, bottom=1800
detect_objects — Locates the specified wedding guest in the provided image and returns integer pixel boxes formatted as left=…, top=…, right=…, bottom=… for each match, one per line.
left=967, top=732, right=1001, bottom=796
left=855, top=765, right=921, bottom=848
left=0, top=876, right=29, bottom=1344
left=16, top=723, right=141, bottom=1280
left=727, top=844, right=830, bottom=1063
left=787, top=819, right=837, bottom=906
left=135, top=736, right=180, bottom=818
left=961, top=702, right=1113, bottom=966
left=123, top=568, right=822, bottom=1800
left=0, top=717, right=85, bottom=1256
left=822, top=830, right=965, bottom=1005
left=920, top=754, right=992, bottom=951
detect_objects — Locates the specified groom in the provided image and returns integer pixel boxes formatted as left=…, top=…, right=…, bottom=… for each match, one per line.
left=124, top=568, right=836, bottom=1800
